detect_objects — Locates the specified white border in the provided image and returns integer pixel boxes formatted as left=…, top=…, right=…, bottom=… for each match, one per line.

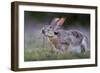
left=18, top=5, right=96, bottom=68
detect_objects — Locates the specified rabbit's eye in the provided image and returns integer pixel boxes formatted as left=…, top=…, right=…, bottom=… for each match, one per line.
left=54, top=32, right=58, bottom=35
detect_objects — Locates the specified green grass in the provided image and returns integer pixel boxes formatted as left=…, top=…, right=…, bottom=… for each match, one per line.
left=24, top=33, right=90, bottom=61
left=24, top=48, right=90, bottom=61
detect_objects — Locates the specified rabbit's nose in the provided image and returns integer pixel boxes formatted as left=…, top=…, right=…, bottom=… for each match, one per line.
left=42, top=29, right=45, bottom=34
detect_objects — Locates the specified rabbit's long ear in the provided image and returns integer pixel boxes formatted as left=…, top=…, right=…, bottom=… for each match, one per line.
left=50, top=18, right=60, bottom=26
left=57, top=18, right=65, bottom=26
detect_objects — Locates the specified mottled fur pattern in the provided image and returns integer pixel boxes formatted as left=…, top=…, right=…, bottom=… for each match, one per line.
left=42, top=17, right=88, bottom=53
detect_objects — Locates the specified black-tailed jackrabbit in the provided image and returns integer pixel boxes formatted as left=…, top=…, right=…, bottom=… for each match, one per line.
left=42, top=17, right=88, bottom=53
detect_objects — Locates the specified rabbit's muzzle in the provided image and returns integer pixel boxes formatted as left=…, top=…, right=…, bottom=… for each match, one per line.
left=42, top=28, right=55, bottom=37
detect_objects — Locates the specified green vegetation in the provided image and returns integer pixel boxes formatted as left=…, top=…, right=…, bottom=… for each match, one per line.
left=24, top=48, right=90, bottom=61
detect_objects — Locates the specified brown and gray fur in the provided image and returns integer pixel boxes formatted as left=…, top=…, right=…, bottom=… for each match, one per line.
left=42, top=17, right=89, bottom=53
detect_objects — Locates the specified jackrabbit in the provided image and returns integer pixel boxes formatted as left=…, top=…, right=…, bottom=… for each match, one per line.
left=42, top=17, right=88, bottom=53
